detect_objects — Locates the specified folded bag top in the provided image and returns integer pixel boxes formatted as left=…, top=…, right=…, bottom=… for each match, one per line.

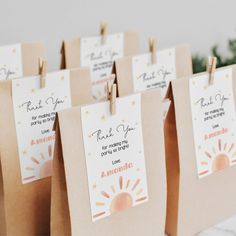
left=0, top=42, right=45, bottom=81
left=0, top=67, right=92, bottom=236
left=61, top=23, right=139, bottom=102
left=114, top=42, right=192, bottom=99
left=51, top=88, right=166, bottom=236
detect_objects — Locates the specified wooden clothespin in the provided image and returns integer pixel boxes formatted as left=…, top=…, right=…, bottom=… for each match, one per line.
left=100, top=22, right=108, bottom=45
left=107, top=82, right=117, bottom=115
left=149, top=37, right=157, bottom=64
left=207, top=56, right=217, bottom=85
left=39, top=57, right=47, bottom=88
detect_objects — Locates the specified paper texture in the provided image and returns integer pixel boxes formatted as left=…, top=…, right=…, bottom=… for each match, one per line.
left=12, top=70, right=71, bottom=184
left=81, top=94, right=148, bottom=221
left=0, top=44, right=23, bottom=80
left=80, top=33, right=124, bottom=101
left=132, top=48, right=176, bottom=98
left=190, top=68, right=236, bottom=178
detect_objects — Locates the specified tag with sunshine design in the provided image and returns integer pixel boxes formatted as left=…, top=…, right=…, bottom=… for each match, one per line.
left=81, top=93, right=148, bottom=221
left=12, top=70, right=72, bottom=184
left=190, top=68, right=236, bottom=178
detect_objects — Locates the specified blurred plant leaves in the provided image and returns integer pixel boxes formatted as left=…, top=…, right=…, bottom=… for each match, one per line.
left=192, top=39, right=236, bottom=73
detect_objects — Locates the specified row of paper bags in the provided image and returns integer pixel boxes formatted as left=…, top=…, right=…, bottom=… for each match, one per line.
left=0, top=25, right=236, bottom=236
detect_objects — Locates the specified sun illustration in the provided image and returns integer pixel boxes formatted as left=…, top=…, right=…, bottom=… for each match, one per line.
left=93, top=176, right=147, bottom=219
left=199, top=139, right=236, bottom=176
left=23, top=144, right=53, bottom=182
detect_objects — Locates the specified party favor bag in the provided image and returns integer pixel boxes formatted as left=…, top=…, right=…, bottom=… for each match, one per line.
left=51, top=88, right=166, bottom=236
left=165, top=63, right=236, bottom=236
left=114, top=41, right=192, bottom=98
left=0, top=67, right=92, bottom=236
left=0, top=42, right=44, bottom=80
left=61, top=23, right=139, bottom=101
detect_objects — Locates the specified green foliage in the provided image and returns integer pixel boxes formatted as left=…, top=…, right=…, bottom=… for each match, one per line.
left=192, top=39, right=236, bottom=73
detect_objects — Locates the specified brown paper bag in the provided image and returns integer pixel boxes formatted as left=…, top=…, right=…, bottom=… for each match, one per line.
left=165, top=65, right=236, bottom=236
left=61, top=30, right=139, bottom=101
left=0, top=42, right=45, bottom=80
left=0, top=67, right=92, bottom=236
left=51, top=89, right=166, bottom=236
left=114, top=44, right=192, bottom=98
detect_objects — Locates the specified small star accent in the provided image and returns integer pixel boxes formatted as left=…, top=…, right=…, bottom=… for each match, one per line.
left=93, top=184, right=97, bottom=189
left=31, top=88, right=35, bottom=93
left=101, top=115, right=106, bottom=121
left=12, top=49, right=16, bottom=53
left=22, top=150, right=27, bottom=155
left=132, top=101, right=136, bottom=106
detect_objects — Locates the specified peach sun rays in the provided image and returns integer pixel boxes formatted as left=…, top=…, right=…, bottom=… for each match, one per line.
left=24, top=144, right=53, bottom=181
left=93, top=176, right=147, bottom=219
left=199, top=139, right=236, bottom=176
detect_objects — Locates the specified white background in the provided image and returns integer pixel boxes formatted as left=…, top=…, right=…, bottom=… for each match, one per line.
left=1, top=0, right=236, bottom=70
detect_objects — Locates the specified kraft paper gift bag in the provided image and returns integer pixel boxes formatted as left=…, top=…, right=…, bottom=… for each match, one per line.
left=113, top=42, right=192, bottom=118
left=0, top=42, right=45, bottom=80
left=61, top=24, right=139, bottom=101
left=51, top=88, right=166, bottom=236
left=114, top=41, right=192, bottom=98
left=0, top=67, right=92, bottom=236
left=165, top=63, right=236, bottom=236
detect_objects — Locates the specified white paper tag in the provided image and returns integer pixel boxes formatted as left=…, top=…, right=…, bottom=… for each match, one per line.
left=132, top=48, right=176, bottom=98
left=190, top=68, right=236, bottom=178
left=0, top=44, right=23, bottom=80
left=80, top=33, right=124, bottom=101
left=81, top=94, right=148, bottom=222
left=12, top=70, right=72, bottom=184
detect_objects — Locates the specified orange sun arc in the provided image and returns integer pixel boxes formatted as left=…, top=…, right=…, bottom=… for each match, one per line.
left=110, top=192, right=133, bottom=214
left=39, top=160, right=53, bottom=178
left=212, top=154, right=230, bottom=172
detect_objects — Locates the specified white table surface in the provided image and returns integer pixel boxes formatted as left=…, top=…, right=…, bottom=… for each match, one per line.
left=165, top=215, right=236, bottom=236
left=197, top=215, right=236, bottom=236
